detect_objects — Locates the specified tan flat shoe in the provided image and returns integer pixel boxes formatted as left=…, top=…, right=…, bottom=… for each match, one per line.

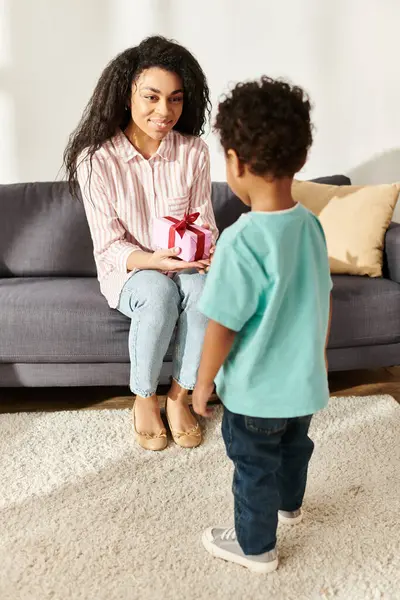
left=132, top=400, right=168, bottom=451
left=165, top=397, right=202, bottom=449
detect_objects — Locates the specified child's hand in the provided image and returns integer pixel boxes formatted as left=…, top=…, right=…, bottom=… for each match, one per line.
left=198, top=223, right=216, bottom=274
left=197, top=257, right=211, bottom=274
left=192, top=382, right=215, bottom=418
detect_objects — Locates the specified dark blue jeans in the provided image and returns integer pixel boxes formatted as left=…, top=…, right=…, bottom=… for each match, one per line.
left=222, top=407, right=314, bottom=555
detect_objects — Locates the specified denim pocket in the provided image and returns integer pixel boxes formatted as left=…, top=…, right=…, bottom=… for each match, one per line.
left=245, top=416, right=287, bottom=435
left=222, top=407, right=236, bottom=459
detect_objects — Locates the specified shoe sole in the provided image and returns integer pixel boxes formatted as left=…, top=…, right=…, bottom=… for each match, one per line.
left=134, top=435, right=168, bottom=451
left=202, top=529, right=278, bottom=574
left=278, top=512, right=303, bottom=525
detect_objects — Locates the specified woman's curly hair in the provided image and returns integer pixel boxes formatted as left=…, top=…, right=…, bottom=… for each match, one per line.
left=64, top=35, right=211, bottom=194
left=214, top=76, right=313, bottom=178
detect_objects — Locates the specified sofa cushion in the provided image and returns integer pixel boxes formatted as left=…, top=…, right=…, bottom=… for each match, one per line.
left=320, top=184, right=399, bottom=277
left=0, top=183, right=97, bottom=278
left=292, top=180, right=400, bottom=277
left=2, top=274, right=397, bottom=364
left=329, top=275, right=400, bottom=348
left=0, top=278, right=135, bottom=363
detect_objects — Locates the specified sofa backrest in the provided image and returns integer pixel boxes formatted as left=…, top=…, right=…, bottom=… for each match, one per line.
left=0, top=175, right=351, bottom=277
left=211, top=175, right=351, bottom=232
left=0, top=182, right=96, bottom=277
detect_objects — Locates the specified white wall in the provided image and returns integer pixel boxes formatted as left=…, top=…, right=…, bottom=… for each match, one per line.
left=1, top=0, right=399, bottom=218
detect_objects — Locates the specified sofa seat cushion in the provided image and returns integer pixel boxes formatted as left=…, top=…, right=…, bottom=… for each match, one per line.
left=330, top=275, right=400, bottom=349
left=0, top=278, right=173, bottom=363
left=2, top=275, right=398, bottom=363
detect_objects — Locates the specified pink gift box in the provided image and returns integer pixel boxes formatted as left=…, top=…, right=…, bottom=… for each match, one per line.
left=153, top=213, right=212, bottom=263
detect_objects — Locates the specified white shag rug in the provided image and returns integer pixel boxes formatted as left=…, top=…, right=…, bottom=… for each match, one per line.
left=1, top=395, right=399, bottom=600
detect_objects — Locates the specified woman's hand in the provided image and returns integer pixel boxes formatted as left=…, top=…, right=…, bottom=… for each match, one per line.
left=149, top=247, right=205, bottom=272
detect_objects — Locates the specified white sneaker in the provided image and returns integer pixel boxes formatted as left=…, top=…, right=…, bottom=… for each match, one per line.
left=202, top=527, right=278, bottom=574
left=278, top=508, right=303, bottom=525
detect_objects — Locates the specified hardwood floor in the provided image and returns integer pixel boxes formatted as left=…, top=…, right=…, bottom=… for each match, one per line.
left=0, top=367, right=399, bottom=413
left=329, top=367, right=400, bottom=402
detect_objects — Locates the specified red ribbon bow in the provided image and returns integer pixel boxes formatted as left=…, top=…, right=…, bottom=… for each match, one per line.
left=165, top=212, right=205, bottom=261
left=170, top=212, right=200, bottom=238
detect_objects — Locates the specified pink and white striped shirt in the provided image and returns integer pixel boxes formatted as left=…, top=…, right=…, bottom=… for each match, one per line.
left=77, top=129, right=218, bottom=308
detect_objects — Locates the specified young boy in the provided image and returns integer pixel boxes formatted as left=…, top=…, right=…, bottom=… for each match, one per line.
left=192, top=77, right=332, bottom=574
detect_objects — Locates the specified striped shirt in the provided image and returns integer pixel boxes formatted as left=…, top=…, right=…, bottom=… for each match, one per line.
left=77, top=129, right=218, bottom=308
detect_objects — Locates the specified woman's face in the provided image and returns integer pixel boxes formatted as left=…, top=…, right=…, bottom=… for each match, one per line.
left=129, top=68, right=184, bottom=141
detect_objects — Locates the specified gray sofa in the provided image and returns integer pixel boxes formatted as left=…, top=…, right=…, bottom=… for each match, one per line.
left=0, top=176, right=399, bottom=387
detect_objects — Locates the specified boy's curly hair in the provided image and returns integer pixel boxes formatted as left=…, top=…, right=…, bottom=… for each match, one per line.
left=214, top=76, right=313, bottom=178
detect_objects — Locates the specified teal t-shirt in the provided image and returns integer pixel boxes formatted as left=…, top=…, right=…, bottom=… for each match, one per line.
left=198, top=204, right=332, bottom=418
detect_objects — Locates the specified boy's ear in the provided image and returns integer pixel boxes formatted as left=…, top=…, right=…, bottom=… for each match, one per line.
left=226, top=149, right=245, bottom=178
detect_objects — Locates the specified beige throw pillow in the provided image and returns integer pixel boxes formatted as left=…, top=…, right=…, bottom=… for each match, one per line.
left=292, top=180, right=339, bottom=215
left=292, top=181, right=400, bottom=277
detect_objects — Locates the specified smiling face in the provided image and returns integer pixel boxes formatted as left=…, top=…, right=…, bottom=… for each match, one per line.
left=129, top=67, right=184, bottom=142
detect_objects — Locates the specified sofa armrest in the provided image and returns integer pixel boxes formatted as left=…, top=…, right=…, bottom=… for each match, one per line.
left=384, top=222, right=400, bottom=283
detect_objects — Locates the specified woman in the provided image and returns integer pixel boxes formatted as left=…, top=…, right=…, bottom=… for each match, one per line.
left=64, top=36, right=218, bottom=451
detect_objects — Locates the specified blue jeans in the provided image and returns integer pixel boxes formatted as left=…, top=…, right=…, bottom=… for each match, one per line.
left=222, top=407, right=314, bottom=555
left=117, top=270, right=207, bottom=397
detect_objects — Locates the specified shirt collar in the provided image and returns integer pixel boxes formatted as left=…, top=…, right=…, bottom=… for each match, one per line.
left=113, top=128, right=175, bottom=163
left=156, top=131, right=174, bottom=161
